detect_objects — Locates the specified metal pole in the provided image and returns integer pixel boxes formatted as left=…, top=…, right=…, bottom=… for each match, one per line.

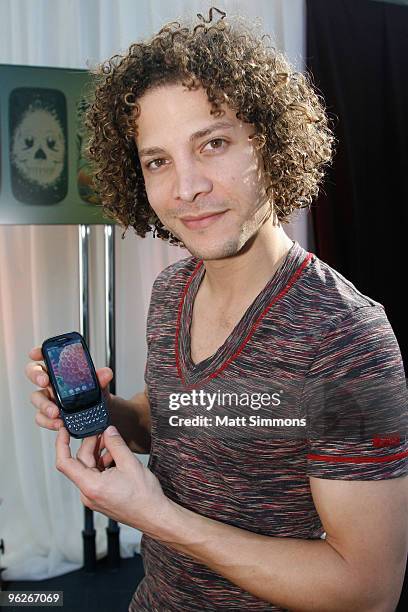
left=78, top=224, right=97, bottom=573
left=104, top=224, right=120, bottom=569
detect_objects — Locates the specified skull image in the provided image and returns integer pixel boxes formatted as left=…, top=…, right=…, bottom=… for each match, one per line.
left=11, top=104, right=66, bottom=188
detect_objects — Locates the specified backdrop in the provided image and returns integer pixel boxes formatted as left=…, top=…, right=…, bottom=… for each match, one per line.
left=0, top=0, right=309, bottom=580
left=307, top=0, right=408, bottom=371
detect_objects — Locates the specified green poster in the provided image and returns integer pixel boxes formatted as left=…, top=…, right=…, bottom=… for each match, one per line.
left=0, top=64, right=114, bottom=225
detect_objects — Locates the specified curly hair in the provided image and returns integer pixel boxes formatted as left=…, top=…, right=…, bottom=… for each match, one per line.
left=85, top=6, right=334, bottom=243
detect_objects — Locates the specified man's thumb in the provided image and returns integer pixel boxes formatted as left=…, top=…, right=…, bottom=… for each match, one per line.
left=97, top=367, right=114, bottom=390
left=106, top=425, right=121, bottom=437
left=103, top=426, right=133, bottom=465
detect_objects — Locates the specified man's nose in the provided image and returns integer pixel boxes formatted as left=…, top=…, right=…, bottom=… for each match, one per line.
left=172, top=158, right=213, bottom=202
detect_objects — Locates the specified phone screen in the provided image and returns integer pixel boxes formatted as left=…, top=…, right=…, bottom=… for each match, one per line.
left=47, top=340, right=96, bottom=400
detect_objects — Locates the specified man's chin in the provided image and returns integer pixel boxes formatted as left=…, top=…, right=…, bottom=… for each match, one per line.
left=183, top=238, right=243, bottom=261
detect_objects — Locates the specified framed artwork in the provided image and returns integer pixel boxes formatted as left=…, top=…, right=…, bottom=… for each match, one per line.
left=0, top=64, right=114, bottom=225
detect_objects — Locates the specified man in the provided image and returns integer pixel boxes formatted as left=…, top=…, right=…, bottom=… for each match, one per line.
left=26, top=8, right=408, bottom=611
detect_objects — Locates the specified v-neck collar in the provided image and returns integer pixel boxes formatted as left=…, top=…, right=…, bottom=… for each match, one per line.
left=175, top=241, right=313, bottom=388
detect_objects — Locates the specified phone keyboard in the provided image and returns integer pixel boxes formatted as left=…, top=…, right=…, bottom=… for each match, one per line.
left=64, top=403, right=108, bottom=433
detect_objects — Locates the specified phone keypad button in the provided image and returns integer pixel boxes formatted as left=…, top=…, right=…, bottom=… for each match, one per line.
left=64, top=403, right=108, bottom=433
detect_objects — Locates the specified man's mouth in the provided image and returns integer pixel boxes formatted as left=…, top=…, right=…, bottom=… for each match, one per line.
left=179, top=210, right=227, bottom=230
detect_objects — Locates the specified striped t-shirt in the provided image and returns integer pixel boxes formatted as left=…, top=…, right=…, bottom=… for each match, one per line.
left=129, top=240, right=408, bottom=611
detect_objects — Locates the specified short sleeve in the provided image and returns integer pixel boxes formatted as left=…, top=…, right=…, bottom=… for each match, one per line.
left=144, top=273, right=164, bottom=386
left=145, top=274, right=163, bottom=350
left=303, top=305, right=408, bottom=480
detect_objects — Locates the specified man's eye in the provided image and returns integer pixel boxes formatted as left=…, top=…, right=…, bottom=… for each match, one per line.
left=146, top=158, right=166, bottom=170
left=203, top=138, right=227, bottom=151
left=144, top=140, right=227, bottom=171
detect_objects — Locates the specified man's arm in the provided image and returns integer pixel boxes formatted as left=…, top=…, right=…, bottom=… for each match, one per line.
left=154, top=475, right=408, bottom=612
left=109, top=385, right=151, bottom=454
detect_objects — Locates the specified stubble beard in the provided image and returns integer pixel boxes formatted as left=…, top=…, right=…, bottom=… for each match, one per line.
left=165, top=198, right=272, bottom=261
left=181, top=222, right=256, bottom=261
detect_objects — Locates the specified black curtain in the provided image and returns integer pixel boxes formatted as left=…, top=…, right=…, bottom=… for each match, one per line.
left=306, top=3, right=408, bottom=610
left=306, top=0, right=408, bottom=373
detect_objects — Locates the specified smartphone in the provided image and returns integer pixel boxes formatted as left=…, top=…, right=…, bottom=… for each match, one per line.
left=41, top=331, right=110, bottom=439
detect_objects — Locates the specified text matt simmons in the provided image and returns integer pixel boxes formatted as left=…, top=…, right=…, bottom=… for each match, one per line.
left=168, top=415, right=307, bottom=427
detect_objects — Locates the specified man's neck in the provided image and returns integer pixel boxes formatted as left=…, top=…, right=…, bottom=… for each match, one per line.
left=199, top=219, right=295, bottom=307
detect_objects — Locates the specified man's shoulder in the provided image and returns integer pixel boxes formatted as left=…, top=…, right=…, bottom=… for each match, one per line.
left=151, top=254, right=200, bottom=296
left=304, top=252, right=384, bottom=325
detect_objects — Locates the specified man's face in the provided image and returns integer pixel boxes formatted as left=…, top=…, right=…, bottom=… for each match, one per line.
left=135, top=83, right=272, bottom=260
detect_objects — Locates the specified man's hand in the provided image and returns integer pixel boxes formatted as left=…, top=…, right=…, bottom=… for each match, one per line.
left=26, top=346, right=113, bottom=432
left=55, top=424, right=171, bottom=536
left=26, top=346, right=151, bottom=456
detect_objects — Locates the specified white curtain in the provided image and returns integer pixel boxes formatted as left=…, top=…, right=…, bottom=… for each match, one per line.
left=0, top=0, right=308, bottom=581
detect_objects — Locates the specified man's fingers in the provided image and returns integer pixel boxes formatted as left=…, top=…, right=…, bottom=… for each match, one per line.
left=55, top=426, right=73, bottom=462
left=26, top=346, right=49, bottom=387
left=98, top=450, right=115, bottom=470
left=75, top=434, right=114, bottom=472
left=30, top=389, right=58, bottom=417
left=31, top=387, right=60, bottom=431
left=35, top=411, right=63, bottom=431
left=102, top=426, right=135, bottom=468
left=55, top=426, right=94, bottom=487
left=75, top=434, right=100, bottom=468
left=94, top=433, right=115, bottom=470
left=28, top=346, right=43, bottom=361
left=27, top=355, right=112, bottom=390
left=96, top=367, right=114, bottom=390
left=25, top=361, right=49, bottom=387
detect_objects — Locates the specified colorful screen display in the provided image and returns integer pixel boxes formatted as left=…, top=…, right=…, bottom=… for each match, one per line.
left=47, top=340, right=96, bottom=399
